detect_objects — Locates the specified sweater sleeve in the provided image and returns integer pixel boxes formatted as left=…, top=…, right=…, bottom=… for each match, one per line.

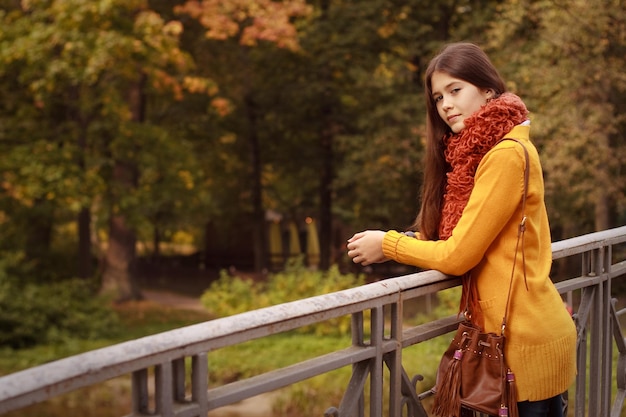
left=382, top=144, right=526, bottom=275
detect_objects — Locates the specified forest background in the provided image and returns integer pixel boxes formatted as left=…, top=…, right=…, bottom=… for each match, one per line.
left=1, top=0, right=626, bottom=348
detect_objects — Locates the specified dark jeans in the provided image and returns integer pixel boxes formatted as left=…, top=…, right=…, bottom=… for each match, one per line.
left=517, top=394, right=564, bottom=417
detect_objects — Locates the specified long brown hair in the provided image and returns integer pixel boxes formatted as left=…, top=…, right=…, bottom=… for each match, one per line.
left=413, top=43, right=507, bottom=240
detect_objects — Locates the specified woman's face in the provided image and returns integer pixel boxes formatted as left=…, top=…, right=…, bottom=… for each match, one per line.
left=430, top=71, right=493, bottom=133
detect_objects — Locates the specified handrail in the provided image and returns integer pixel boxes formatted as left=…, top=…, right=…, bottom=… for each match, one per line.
left=1, top=227, right=626, bottom=416
left=551, top=225, right=626, bottom=258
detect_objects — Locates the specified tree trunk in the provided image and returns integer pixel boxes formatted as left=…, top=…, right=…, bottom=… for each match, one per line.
left=245, top=92, right=267, bottom=272
left=595, top=189, right=610, bottom=232
left=101, top=207, right=141, bottom=301
left=77, top=207, right=92, bottom=279
left=100, top=74, right=145, bottom=301
left=318, top=0, right=333, bottom=271
left=152, top=224, right=161, bottom=264
left=319, top=119, right=333, bottom=271
left=66, top=83, right=93, bottom=280
left=25, top=199, right=53, bottom=264
left=595, top=133, right=611, bottom=232
left=77, top=123, right=92, bottom=279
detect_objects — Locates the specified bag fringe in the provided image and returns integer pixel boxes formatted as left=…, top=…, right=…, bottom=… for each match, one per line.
left=505, top=369, right=519, bottom=417
left=433, top=349, right=463, bottom=417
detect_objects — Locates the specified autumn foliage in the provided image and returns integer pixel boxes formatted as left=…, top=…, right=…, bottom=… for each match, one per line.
left=175, top=0, right=312, bottom=50
left=0, top=0, right=625, bottom=306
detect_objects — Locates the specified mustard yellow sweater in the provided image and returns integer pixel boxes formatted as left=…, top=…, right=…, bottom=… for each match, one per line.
left=382, top=125, right=576, bottom=401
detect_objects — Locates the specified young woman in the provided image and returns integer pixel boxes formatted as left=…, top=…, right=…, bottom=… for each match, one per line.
left=346, top=43, right=576, bottom=417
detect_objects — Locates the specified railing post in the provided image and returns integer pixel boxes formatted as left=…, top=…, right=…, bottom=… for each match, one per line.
left=585, top=244, right=613, bottom=417
left=173, top=357, right=186, bottom=402
left=601, top=245, right=613, bottom=416
left=155, top=362, right=174, bottom=416
left=352, top=311, right=366, bottom=416
left=588, top=249, right=603, bottom=416
left=370, top=306, right=384, bottom=417
left=574, top=323, right=587, bottom=417
left=132, top=368, right=150, bottom=415
left=388, top=300, right=403, bottom=417
left=192, top=353, right=209, bottom=415
left=610, top=300, right=626, bottom=417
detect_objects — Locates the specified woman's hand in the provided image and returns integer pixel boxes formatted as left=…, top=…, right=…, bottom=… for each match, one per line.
left=347, top=230, right=389, bottom=266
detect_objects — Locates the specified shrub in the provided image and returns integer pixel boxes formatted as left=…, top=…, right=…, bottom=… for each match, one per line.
left=0, top=263, right=119, bottom=349
left=201, top=257, right=365, bottom=336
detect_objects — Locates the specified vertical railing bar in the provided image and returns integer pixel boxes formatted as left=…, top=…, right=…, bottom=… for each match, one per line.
left=576, top=288, right=595, bottom=344
left=589, top=264, right=602, bottom=416
left=580, top=240, right=592, bottom=417
left=567, top=290, right=574, bottom=313
left=610, top=300, right=626, bottom=417
left=192, top=353, right=208, bottom=416
left=574, top=325, right=587, bottom=417
left=574, top=280, right=594, bottom=417
left=352, top=311, right=365, bottom=417
left=582, top=252, right=590, bottom=277
left=370, top=306, right=384, bottom=417
left=397, top=362, right=429, bottom=417
left=611, top=300, right=626, bottom=352
left=132, top=368, right=150, bottom=415
left=155, top=362, right=174, bottom=416
left=353, top=311, right=364, bottom=346
left=380, top=304, right=385, bottom=340
left=610, top=391, right=626, bottom=417
left=390, top=297, right=402, bottom=340
left=172, top=357, right=186, bottom=402
left=591, top=250, right=597, bottom=275
left=336, top=362, right=371, bottom=416
left=601, top=245, right=613, bottom=416
left=388, top=301, right=403, bottom=417
left=359, top=378, right=365, bottom=416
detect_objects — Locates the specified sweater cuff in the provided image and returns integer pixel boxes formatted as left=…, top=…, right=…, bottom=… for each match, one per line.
left=382, top=230, right=404, bottom=260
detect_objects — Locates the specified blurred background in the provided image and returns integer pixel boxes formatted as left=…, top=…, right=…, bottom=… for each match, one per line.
left=1, top=0, right=625, bottom=362
left=2, top=1, right=626, bottom=415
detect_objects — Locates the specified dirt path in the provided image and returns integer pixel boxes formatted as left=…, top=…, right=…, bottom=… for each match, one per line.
left=141, top=289, right=278, bottom=417
left=207, top=392, right=281, bottom=417
left=141, top=289, right=206, bottom=312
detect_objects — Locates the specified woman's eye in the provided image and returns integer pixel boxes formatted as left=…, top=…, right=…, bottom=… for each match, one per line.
left=451, top=88, right=461, bottom=94
left=434, top=95, right=443, bottom=102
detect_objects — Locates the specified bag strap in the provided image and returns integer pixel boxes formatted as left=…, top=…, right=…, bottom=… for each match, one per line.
left=500, top=138, right=530, bottom=337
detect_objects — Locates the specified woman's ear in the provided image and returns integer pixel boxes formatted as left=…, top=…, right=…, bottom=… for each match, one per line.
left=485, top=89, right=494, bottom=99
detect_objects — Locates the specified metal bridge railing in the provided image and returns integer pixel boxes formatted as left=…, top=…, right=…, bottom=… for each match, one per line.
left=1, top=226, right=626, bottom=416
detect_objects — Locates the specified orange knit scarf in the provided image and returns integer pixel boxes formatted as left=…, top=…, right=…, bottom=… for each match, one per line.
left=438, top=92, right=528, bottom=325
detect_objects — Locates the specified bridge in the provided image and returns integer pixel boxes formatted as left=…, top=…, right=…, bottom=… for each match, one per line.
left=1, top=226, right=626, bottom=416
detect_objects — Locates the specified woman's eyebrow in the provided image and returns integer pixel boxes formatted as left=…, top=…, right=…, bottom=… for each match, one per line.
left=432, top=81, right=459, bottom=98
